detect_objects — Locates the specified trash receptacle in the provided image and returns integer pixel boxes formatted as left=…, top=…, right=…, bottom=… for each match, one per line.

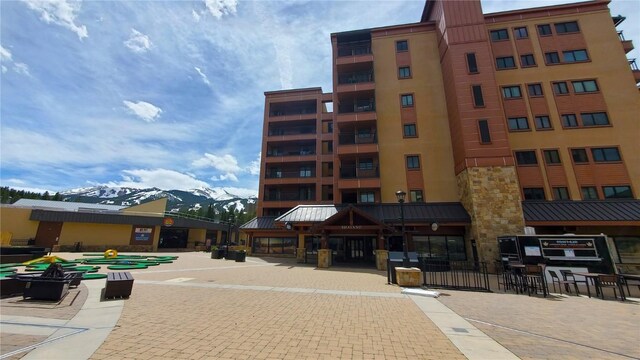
left=235, top=250, right=246, bottom=262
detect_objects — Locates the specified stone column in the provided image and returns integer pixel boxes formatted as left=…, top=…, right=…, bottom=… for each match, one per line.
left=296, top=248, right=306, bottom=263
left=457, top=166, right=525, bottom=264
left=317, top=249, right=332, bottom=268
left=375, top=250, right=388, bottom=271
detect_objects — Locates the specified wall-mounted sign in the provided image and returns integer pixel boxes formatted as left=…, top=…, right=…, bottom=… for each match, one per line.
left=539, top=238, right=597, bottom=258
left=134, top=227, right=153, bottom=241
left=163, top=217, right=174, bottom=227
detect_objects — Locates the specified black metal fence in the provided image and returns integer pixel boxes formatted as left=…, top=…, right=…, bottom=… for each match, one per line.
left=387, top=257, right=491, bottom=292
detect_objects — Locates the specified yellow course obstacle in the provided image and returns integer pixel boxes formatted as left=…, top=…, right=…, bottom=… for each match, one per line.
left=22, top=255, right=69, bottom=266
left=104, top=249, right=118, bottom=259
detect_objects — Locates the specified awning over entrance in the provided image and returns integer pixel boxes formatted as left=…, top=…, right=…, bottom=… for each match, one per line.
left=523, top=200, right=640, bottom=226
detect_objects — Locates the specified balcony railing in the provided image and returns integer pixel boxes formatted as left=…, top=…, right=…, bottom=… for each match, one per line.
left=630, top=58, right=638, bottom=71
left=266, top=149, right=316, bottom=157
left=338, top=71, right=374, bottom=84
left=264, top=192, right=316, bottom=201
left=269, top=108, right=316, bottom=117
left=265, top=170, right=316, bottom=179
left=618, top=30, right=626, bottom=41
left=268, top=127, right=316, bottom=136
left=338, top=99, right=375, bottom=114
left=340, top=165, right=379, bottom=179
left=337, top=42, right=372, bottom=57
left=338, top=132, right=377, bottom=145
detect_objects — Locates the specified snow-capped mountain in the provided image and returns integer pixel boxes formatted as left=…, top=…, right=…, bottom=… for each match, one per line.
left=60, top=186, right=257, bottom=214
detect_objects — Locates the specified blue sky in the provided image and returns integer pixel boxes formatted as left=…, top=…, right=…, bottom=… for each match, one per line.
left=1, top=0, right=638, bottom=197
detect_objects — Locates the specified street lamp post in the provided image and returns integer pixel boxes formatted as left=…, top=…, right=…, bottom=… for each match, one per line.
left=396, top=190, right=410, bottom=268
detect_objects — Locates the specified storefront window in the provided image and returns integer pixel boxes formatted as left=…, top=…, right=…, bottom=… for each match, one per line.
left=411, top=235, right=467, bottom=261
left=614, top=237, right=640, bottom=264
left=252, top=237, right=296, bottom=255
left=447, top=236, right=466, bottom=260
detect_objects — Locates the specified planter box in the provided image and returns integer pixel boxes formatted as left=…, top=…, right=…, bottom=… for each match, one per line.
left=395, top=267, right=422, bottom=287
left=225, top=251, right=237, bottom=260
left=235, top=252, right=246, bottom=262
left=23, top=280, right=70, bottom=301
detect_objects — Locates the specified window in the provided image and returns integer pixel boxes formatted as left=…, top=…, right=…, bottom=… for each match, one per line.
left=563, top=49, right=589, bottom=63
left=543, top=149, right=561, bottom=164
left=535, top=116, right=552, bottom=129
left=299, top=166, right=312, bottom=177
left=514, top=27, right=528, bottom=39
left=490, top=29, right=509, bottom=41
left=555, top=21, right=580, bottom=34
left=553, top=82, right=569, bottom=94
left=508, top=117, right=529, bottom=131
left=515, top=150, right=537, bottom=165
left=545, top=52, right=560, bottom=64
left=396, top=40, right=408, bottom=52
left=523, top=188, right=545, bottom=200
left=613, top=236, right=640, bottom=263
left=398, top=66, right=411, bottom=78
left=252, top=237, right=296, bottom=255
left=496, top=56, right=516, bottom=69
left=478, top=120, right=491, bottom=144
left=581, top=187, right=598, bottom=200
left=591, top=147, right=621, bottom=162
left=502, top=86, right=521, bottom=98
left=571, top=148, right=589, bottom=163
left=403, top=124, right=417, bottom=137
left=553, top=187, right=570, bottom=200
left=359, top=191, right=375, bottom=203
left=410, top=190, right=424, bottom=202
left=538, top=24, right=552, bottom=36
left=466, top=53, right=478, bottom=73
left=603, top=186, right=632, bottom=199
left=581, top=112, right=609, bottom=126
left=359, top=158, right=374, bottom=170
left=561, top=114, right=578, bottom=127
left=528, top=84, right=543, bottom=96
left=521, top=54, right=536, bottom=67
left=406, top=155, right=420, bottom=169
left=401, top=94, right=414, bottom=107
left=472, top=85, right=484, bottom=107
left=572, top=80, right=598, bottom=93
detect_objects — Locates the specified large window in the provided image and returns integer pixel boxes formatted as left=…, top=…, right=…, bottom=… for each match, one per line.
left=404, top=124, right=417, bottom=137
left=553, top=82, right=569, bottom=94
left=252, top=237, right=296, bottom=255
left=613, top=237, right=640, bottom=264
left=359, top=158, right=374, bottom=170
left=535, top=116, right=552, bottom=129
left=581, top=187, right=598, bottom=200
left=563, top=49, right=589, bottom=62
left=571, top=148, right=589, bottom=163
left=591, top=147, right=621, bottom=162
left=514, top=27, right=528, bottom=39
left=538, top=24, right=552, bottom=36
left=555, top=21, right=580, bottom=34
left=523, top=188, right=545, bottom=200
left=572, top=80, right=598, bottom=93
left=410, top=190, right=424, bottom=202
left=562, top=114, right=578, bottom=128
left=359, top=191, right=375, bottom=203
left=543, top=149, right=561, bottom=164
left=472, top=85, right=484, bottom=107
left=401, top=94, right=414, bottom=107
left=502, top=86, right=522, bottom=98
left=528, top=84, right=543, bottom=96
left=581, top=112, right=609, bottom=126
left=406, top=155, right=420, bottom=169
left=496, top=56, right=516, bottom=69
left=413, top=235, right=466, bottom=260
left=515, top=151, right=537, bottom=165
left=603, top=186, right=632, bottom=199
left=490, top=29, right=509, bottom=41
left=508, top=117, right=529, bottom=131
left=553, top=187, right=570, bottom=200
left=521, top=54, right=536, bottom=67
left=545, top=52, right=560, bottom=64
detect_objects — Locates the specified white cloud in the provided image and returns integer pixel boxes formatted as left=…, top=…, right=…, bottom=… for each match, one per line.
left=0, top=45, right=12, bottom=61
left=123, top=100, right=162, bottom=122
left=211, top=173, right=239, bottom=182
left=247, top=152, right=260, bottom=175
left=204, top=0, right=237, bottom=19
left=107, top=168, right=211, bottom=190
left=21, top=0, right=88, bottom=40
left=124, top=28, right=153, bottom=53
left=194, top=66, right=211, bottom=86
left=193, top=153, right=245, bottom=182
left=192, top=9, right=201, bottom=22
left=1, top=65, right=6, bottom=73
left=13, top=62, right=30, bottom=76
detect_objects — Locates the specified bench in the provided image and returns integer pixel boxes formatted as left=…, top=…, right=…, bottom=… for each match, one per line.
left=104, top=272, right=134, bottom=299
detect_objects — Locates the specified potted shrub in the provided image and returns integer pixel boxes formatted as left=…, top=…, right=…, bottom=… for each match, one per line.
left=210, top=246, right=224, bottom=259
left=235, top=250, right=247, bottom=262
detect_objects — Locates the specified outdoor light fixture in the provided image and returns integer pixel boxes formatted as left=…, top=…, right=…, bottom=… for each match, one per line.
left=395, top=190, right=410, bottom=268
left=285, top=222, right=293, bottom=230
left=431, top=222, right=439, bottom=232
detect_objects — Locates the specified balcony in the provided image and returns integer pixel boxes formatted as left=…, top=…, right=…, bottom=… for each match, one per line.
left=269, top=100, right=317, bottom=119
left=265, top=169, right=316, bottom=179
left=263, top=190, right=316, bottom=202
left=340, top=165, right=379, bottom=179
left=338, top=99, right=375, bottom=114
left=630, top=59, right=640, bottom=84
left=268, top=121, right=316, bottom=141
left=619, top=31, right=635, bottom=54
left=338, top=132, right=376, bottom=145
left=336, top=41, right=373, bottom=65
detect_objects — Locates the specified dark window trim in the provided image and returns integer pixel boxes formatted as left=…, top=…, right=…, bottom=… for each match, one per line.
left=534, top=115, right=553, bottom=131
left=515, top=150, right=538, bottom=166
left=396, top=40, right=409, bottom=52
left=400, top=93, right=414, bottom=108
left=406, top=154, right=421, bottom=170
left=543, top=149, right=562, bottom=165
left=527, top=83, right=544, bottom=97
left=466, top=53, right=478, bottom=74
left=403, top=123, right=418, bottom=138
left=398, top=66, right=412, bottom=79
left=472, top=85, right=485, bottom=108
left=537, top=24, right=553, bottom=36
left=478, top=119, right=491, bottom=144
left=520, top=54, right=536, bottom=68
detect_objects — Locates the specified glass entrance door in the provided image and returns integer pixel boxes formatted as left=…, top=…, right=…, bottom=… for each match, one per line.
left=344, top=236, right=375, bottom=263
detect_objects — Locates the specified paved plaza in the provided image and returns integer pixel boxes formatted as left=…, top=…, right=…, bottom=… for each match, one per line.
left=1, top=252, right=639, bottom=359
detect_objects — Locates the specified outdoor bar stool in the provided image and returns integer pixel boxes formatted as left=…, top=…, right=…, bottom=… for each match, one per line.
left=560, top=270, right=589, bottom=297
left=495, top=261, right=514, bottom=292
left=548, top=270, right=575, bottom=295
left=597, top=274, right=625, bottom=301
left=523, top=264, right=547, bottom=297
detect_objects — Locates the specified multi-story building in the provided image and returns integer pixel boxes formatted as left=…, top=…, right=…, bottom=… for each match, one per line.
left=242, top=0, right=640, bottom=272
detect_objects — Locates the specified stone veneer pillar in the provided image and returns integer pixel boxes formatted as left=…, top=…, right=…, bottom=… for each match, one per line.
left=375, top=250, right=388, bottom=271
left=457, top=166, right=525, bottom=264
left=296, top=248, right=306, bottom=263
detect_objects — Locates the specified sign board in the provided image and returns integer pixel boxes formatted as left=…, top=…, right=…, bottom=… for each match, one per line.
left=539, top=238, right=598, bottom=258
left=524, top=246, right=541, bottom=256
left=163, top=217, right=174, bottom=227
left=134, top=227, right=153, bottom=241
